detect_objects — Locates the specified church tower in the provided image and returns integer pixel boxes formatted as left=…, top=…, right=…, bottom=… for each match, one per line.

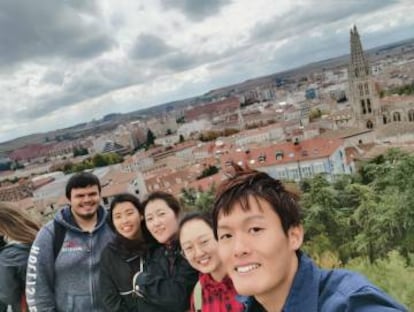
left=348, top=25, right=380, bottom=129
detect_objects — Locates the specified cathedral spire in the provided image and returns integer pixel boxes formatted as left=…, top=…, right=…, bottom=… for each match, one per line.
left=350, top=25, right=369, bottom=79
left=348, top=25, right=379, bottom=129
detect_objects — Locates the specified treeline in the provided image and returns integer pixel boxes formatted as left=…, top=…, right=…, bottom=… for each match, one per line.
left=180, top=148, right=414, bottom=309
left=51, top=152, right=123, bottom=173
left=199, top=128, right=239, bottom=142
left=301, top=148, right=413, bottom=265
left=300, top=148, right=414, bottom=308
left=380, top=82, right=414, bottom=97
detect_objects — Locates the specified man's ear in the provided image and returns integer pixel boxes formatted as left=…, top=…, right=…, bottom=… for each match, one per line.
left=288, top=225, right=304, bottom=251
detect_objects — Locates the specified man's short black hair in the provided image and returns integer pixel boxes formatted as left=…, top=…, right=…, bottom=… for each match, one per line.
left=65, top=171, right=101, bottom=199
left=212, top=163, right=301, bottom=239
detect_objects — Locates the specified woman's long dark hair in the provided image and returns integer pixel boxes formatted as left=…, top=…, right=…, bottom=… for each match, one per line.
left=107, top=193, right=148, bottom=255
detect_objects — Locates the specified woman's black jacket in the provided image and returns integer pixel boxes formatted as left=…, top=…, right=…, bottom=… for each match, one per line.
left=100, top=241, right=143, bottom=312
left=135, top=241, right=198, bottom=311
left=100, top=240, right=198, bottom=312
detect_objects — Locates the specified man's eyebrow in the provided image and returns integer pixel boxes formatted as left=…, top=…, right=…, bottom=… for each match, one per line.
left=217, top=215, right=266, bottom=230
left=243, top=215, right=266, bottom=223
left=217, top=224, right=231, bottom=231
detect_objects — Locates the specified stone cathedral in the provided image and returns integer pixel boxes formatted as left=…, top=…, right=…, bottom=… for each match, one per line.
left=348, top=25, right=414, bottom=130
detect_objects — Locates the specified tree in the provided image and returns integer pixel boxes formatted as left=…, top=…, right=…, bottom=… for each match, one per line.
left=297, top=149, right=414, bottom=309
left=309, top=108, right=322, bottom=121
left=180, top=186, right=215, bottom=213
left=180, top=188, right=198, bottom=211
left=146, top=129, right=156, bottom=147
left=92, top=154, right=107, bottom=167
left=197, top=165, right=219, bottom=180
left=73, top=146, right=89, bottom=157
left=176, top=116, right=185, bottom=124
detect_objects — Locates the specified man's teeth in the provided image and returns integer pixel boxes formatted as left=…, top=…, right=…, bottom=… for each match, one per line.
left=235, top=264, right=260, bottom=273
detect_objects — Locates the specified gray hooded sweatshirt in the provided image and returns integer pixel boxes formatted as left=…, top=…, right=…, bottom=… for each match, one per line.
left=26, top=205, right=113, bottom=312
left=0, top=243, right=30, bottom=312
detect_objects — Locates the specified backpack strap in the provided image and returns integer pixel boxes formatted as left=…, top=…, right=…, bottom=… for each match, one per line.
left=193, top=280, right=202, bottom=312
left=53, top=220, right=66, bottom=260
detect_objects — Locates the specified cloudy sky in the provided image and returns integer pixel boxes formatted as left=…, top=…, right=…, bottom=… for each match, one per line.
left=0, top=0, right=413, bottom=143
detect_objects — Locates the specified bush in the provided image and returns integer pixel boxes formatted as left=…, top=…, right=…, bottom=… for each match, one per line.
left=346, top=251, right=414, bottom=310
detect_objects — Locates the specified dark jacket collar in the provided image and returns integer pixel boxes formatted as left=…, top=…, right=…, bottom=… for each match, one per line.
left=283, top=251, right=319, bottom=311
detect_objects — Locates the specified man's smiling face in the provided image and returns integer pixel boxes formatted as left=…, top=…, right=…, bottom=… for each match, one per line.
left=70, top=185, right=101, bottom=220
left=217, top=195, right=303, bottom=301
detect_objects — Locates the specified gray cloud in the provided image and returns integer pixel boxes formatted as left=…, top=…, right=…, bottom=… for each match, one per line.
left=20, top=63, right=147, bottom=119
left=0, top=0, right=114, bottom=68
left=65, top=0, right=99, bottom=14
left=130, top=34, right=173, bottom=59
left=161, top=50, right=221, bottom=71
left=250, top=0, right=398, bottom=44
left=257, top=16, right=414, bottom=76
left=161, top=53, right=197, bottom=71
left=160, top=0, right=231, bottom=21
left=42, top=70, right=65, bottom=85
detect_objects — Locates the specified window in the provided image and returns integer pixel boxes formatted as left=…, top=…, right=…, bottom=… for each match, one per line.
left=366, top=120, right=373, bottom=129
left=258, top=153, right=266, bottom=162
left=313, top=163, right=324, bottom=173
left=367, top=98, right=372, bottom=113
left=383, top=115, right=388, bottom=124
left=275, top=151, right=284, bottom=160
left=289, top=169, right=299, bottom=180
left=393, top=112, right=401, bottom=122
left=408, top=110, right=414, bottom=122
left=364, top=83, right=369, bottom=95
left=278, top=170, right=287, bottom=179
left=361, top=99, right=366, bottom=114
left=302, top=167, right=312, bottom=178
left=358, top=84, right=363, bottom=96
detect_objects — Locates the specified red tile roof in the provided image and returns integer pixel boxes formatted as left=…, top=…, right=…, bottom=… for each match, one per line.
left=220, top=137, right=344, bottom=168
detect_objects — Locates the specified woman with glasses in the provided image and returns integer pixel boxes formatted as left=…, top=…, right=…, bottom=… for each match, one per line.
left=132, top=191, right=198, bottom=312
left=179, top=212, right=243, bottom=312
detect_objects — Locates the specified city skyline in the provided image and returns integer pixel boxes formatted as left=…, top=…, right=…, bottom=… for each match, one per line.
left=1, top=0, right=413, bottom=143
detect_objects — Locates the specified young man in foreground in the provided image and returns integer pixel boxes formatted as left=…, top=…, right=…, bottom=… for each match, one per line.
left=26, top=172, right=113, bottom=311
left=212, top=164, right=407, bottom=312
